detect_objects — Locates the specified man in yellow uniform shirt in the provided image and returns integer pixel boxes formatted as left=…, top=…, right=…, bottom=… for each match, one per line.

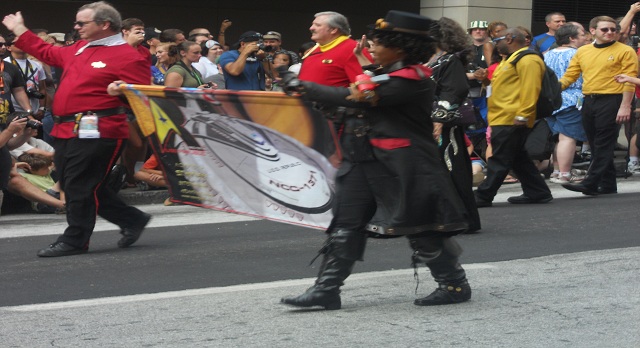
left=559, top=16, right=638, bottom=196
left=474, top=28, right=552, bottom=207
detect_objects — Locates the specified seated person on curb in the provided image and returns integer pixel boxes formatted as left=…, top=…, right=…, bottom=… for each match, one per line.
left=1, top=116, right=64, bottom=214
left=9, top=121, right=54, bottom=160
left=16, top=152, right=64, bottom=213
left=133, top=153, right=166, bottom=189
left=465, top=133, right=486, bottom=186
left=133, top=153, right=173, bottom=206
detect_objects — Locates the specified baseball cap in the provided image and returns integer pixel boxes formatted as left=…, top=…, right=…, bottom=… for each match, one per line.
left=48, top=32, right=65, bottom=43
left=263, top=31, right=281, bottom=41
left=144, top=27, right=161, bottom=41
left=468, top=21, right=488, bottom=31
left=239, top=31, right=262, bottom=42
left=204, top=40, right=221, bottom=49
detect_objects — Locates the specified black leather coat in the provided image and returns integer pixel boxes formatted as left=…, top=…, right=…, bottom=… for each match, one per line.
left=300, top=62, right=469, bottom=236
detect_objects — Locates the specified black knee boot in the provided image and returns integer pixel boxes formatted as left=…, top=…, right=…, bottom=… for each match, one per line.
left=409, top=236, right=471, bottom=306
left=281, top=229, right=366, bottom=310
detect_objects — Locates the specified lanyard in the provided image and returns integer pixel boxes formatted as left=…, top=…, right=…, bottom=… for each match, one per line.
left=176, top=60, right=203, bottom=86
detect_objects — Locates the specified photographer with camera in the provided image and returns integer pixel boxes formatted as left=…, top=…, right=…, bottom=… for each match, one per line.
left=219, top=31, right=267, bottom=91
left=4, top=33, right=46, bottom=121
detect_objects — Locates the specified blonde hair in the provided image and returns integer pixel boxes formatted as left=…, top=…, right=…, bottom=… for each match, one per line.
left=156, top=42, right=178, bottom=67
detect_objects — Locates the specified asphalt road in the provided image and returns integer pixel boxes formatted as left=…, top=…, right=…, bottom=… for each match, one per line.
left=1, top=178, right=639, bottom=347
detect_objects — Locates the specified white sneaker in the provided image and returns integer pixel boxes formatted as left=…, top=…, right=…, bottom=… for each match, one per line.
left=628, top=161, right=640, bottom=173
left=550, top=175, right=571, bottom=184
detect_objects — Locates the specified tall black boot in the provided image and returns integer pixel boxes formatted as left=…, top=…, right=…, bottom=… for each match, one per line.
left=409, top=235, right=471, bottom=306
left=281, top=229, right=366, bottom=310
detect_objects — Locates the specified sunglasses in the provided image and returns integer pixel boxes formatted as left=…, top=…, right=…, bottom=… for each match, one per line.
left=194, top=33, right=212, bottom=37
left=599, top=27, right=618, bottom=33
left=492, top=35, right=507, bottom=43
left=73, top=20, right=96, bottom=27
left=0, top=43, right=6, bottom=47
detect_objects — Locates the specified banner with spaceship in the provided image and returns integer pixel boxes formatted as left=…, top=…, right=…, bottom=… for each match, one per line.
left=121, top=85, right=338, bottom=230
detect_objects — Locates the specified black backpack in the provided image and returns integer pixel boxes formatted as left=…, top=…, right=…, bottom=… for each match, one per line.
left=511, top=50, right=563, bottom=119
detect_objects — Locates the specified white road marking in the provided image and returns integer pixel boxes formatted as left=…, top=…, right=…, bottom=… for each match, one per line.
left=0, top=264, right=493, bottom=312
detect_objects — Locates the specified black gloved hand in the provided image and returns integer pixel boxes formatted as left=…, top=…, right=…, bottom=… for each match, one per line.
left=276, top=66, right=302, bottom=96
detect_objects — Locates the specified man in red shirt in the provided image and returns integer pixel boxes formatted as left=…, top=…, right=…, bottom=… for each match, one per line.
left=299, top=11, right=371, bottom=87
left=298, top=11, right=372, bottom=168
left=3, top=1, right=152, bottom=257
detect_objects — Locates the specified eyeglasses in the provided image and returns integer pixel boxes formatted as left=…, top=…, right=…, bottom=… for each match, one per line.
left=492, top=36, right=507, bottom=43
left=599, top=27, right=618, bottom=33
left=73, top=20, right=96, bottom=27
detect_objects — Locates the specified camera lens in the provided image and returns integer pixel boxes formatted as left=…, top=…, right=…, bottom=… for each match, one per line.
left=26, top=120, right=41, bottom=129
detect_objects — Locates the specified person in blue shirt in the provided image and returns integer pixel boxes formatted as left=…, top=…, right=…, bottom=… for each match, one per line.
left=531, top=12, right=566, bottom=53
left=218, top=31, right=266, bottom=91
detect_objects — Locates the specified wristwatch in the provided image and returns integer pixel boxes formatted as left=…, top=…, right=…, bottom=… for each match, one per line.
left=515, top=116, right=528, bottom=122
left=26, top=109, right=33, bottom=115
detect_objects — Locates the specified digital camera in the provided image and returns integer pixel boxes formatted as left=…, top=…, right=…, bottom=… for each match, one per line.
left=15, top=112, right=41, bottom=129
left=258, top=41, right=273, bottom=52
left=26, top=88, right=45, bottom=99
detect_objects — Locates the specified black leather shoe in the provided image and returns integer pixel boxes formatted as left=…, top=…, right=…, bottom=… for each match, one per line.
left=474, top=193, right=492, bottom=208
left=507, top=194, right=553, bottom=204
left=597, top=187, right=617, bottom=195
left=281, top=287, right=341, bottom=310
left=118, top=213, right=152, bottom=248
left=37, top=242, right=88, bottom=257
left=561, top=183, right=598, bottom=196
left=414, top=280, right=471, bottom=306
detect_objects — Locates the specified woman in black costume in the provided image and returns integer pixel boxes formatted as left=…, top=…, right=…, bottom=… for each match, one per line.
left=427, top=17, right=481, bottom=232
left=279, top=11, right=473, bottom=310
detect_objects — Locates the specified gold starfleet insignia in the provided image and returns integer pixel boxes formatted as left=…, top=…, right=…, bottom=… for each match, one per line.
left=322, top=59, right=333, bottom=64
left=91, top=61, right=107, bottom=68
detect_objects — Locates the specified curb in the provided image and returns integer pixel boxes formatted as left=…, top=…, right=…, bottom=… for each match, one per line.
left=118, top=187, right=169, bottom=206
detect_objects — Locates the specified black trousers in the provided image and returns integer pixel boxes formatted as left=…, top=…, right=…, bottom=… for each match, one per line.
left=476, top=125, right=551, bottom=201
left=330, top=161, right=378, bottom=232
left=581, top=94, right=621, bottom=191
left=53, top=138, right=147, bottom=249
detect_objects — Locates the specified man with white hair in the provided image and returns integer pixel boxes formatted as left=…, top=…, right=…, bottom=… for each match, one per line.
left=3, top=1, right=152, bottom=257
left=298, top=11, right=370, bottom=87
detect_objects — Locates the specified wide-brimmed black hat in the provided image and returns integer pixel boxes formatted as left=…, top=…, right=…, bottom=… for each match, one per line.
left=371, top=10, right=436, bottom=41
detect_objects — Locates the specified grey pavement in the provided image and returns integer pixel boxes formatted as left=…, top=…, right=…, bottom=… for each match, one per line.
left=0, top=247, right=637, bottom=347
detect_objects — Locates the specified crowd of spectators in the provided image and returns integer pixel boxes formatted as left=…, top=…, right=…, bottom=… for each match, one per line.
left=2, top=3, right=640, bottom=217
